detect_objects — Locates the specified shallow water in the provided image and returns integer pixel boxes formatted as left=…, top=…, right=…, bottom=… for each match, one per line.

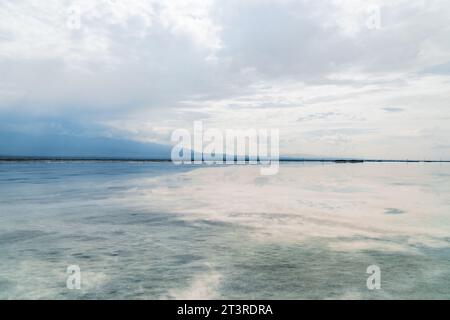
left=0, top=162, right=449, bottom=299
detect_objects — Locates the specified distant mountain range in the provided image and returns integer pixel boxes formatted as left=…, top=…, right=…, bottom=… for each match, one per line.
left=0, top=130, right=448, bottom=163
left=0, top=130, right=172, bottom=159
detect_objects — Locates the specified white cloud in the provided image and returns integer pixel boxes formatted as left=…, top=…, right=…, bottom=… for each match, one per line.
left=0, top=0, right=449, bottom=158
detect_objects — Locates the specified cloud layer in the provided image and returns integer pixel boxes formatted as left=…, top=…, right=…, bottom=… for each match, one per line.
left=0, top=0, right=449, bottom=158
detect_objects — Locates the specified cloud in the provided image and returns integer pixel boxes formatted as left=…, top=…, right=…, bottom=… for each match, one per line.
left=382, top=107, right=404, bottom=113
left=0, top=0, right=449, bottom=158
left=297, top=112, right=340, bottom=122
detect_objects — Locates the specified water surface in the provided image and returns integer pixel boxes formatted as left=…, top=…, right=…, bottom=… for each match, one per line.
left=0, top=162, right=449, bottom=299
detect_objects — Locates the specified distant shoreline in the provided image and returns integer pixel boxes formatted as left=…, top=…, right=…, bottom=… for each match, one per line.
left=0, top=156, right=449, bottom=163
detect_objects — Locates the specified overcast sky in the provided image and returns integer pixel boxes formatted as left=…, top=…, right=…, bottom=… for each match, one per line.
left=0, top=0, right=449, bottom=159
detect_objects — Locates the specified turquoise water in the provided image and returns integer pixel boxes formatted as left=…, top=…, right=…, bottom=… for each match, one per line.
left=0, top=162, right=449, bottom=299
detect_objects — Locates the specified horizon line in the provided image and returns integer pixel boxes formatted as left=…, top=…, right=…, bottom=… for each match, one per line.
left=0, top=156, right=449, bottom=163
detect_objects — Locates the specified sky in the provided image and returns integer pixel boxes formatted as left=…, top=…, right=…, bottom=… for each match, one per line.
left=0, top=0, right=449, bottom=159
